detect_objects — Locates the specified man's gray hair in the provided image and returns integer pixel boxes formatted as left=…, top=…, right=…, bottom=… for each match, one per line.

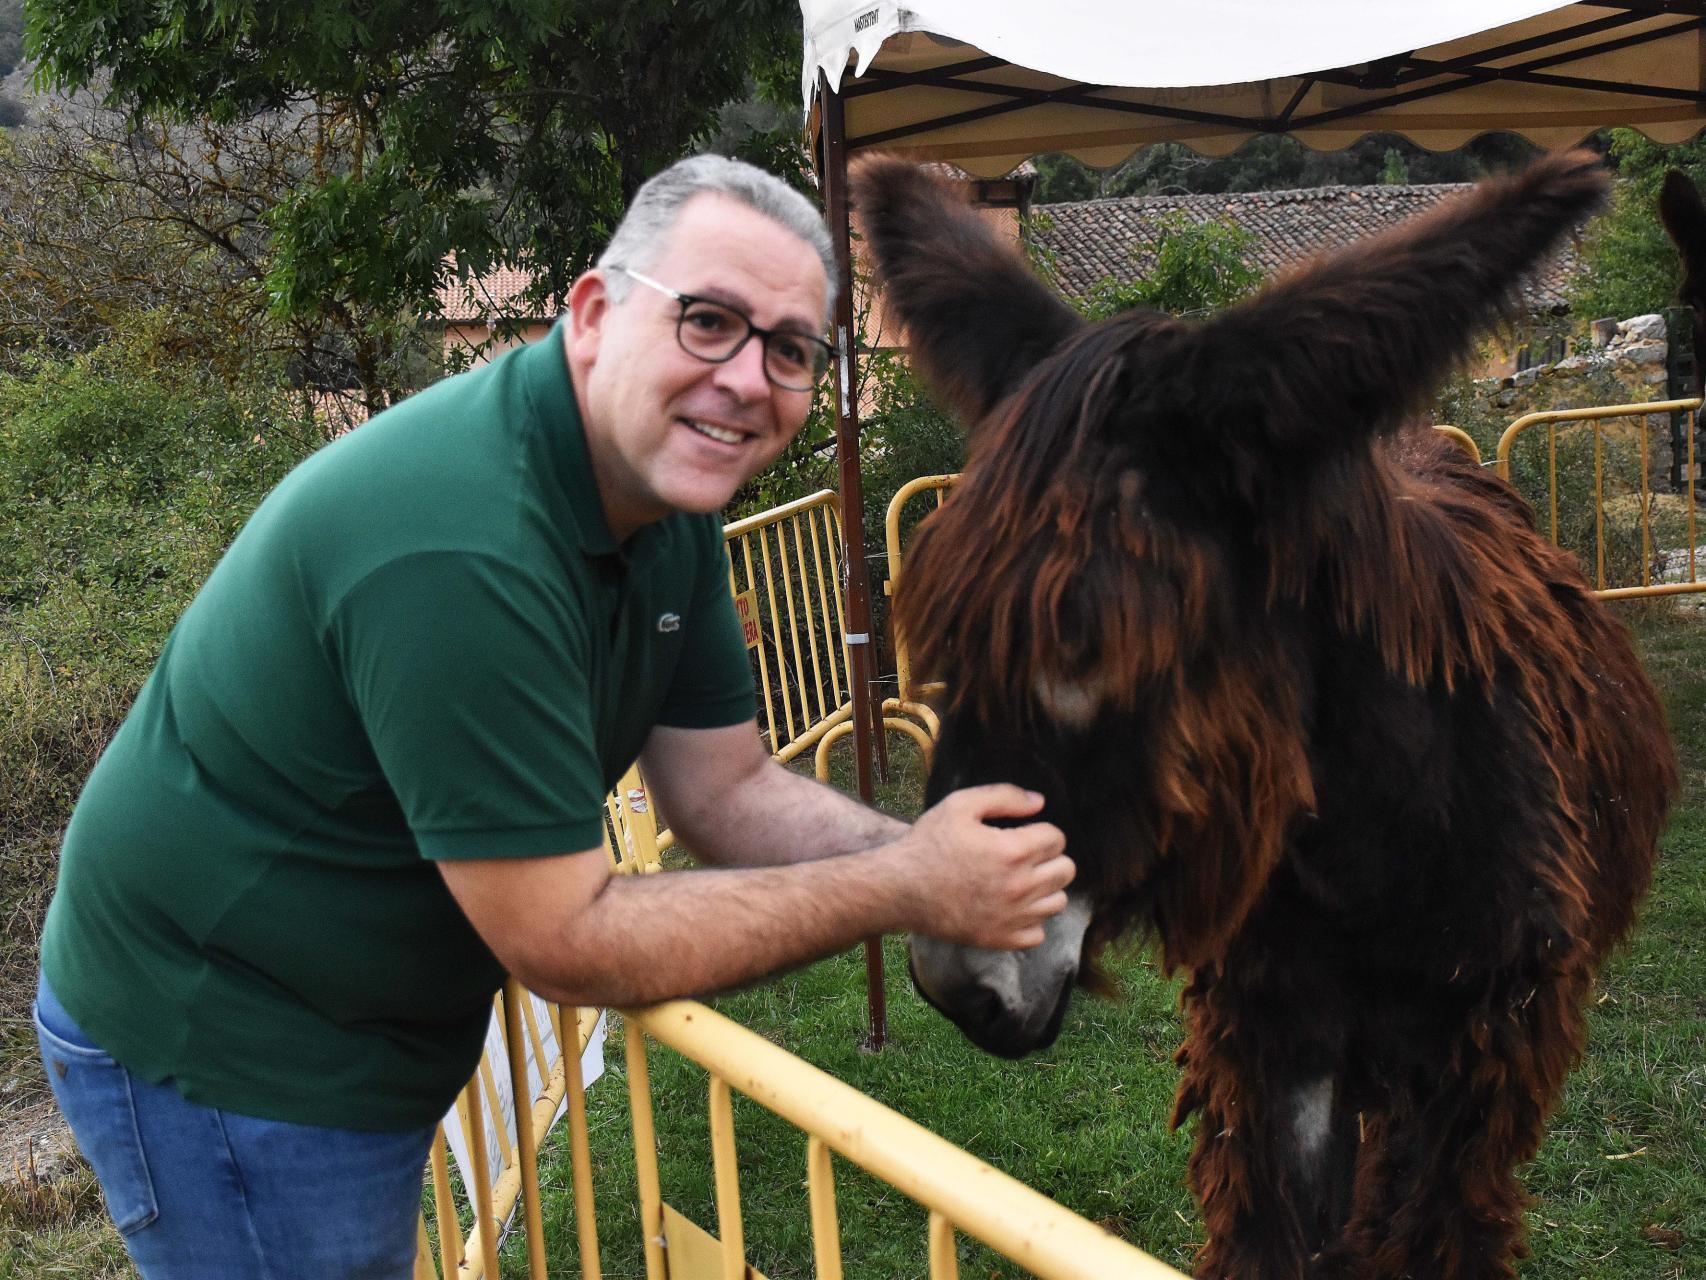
left=597, top=154, right=838, bottom=321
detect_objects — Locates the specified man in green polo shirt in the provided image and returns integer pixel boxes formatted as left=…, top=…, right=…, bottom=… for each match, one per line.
left=34, top=154, right=1073, bottom=1278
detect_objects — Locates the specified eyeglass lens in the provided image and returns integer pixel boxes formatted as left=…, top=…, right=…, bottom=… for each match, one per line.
left=677, top=299, right=829, bottom=390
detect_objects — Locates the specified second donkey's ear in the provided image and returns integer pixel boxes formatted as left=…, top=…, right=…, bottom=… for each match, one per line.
left=850, top=156, right=1082, bottom=427
left=1659, top=170, right=1706, bottom=318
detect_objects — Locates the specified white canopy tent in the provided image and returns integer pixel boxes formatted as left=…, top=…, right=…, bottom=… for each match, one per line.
left=803, top=1, right=1706, bottom=174
left=800, top=6, right=1705, bottom=1045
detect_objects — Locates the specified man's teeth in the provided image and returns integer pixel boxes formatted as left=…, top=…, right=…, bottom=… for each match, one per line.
left=687, top=419, right=744, bottom=445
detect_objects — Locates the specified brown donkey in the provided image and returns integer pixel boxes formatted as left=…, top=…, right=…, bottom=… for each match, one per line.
left=855, top=153, right=1677, bottom=1279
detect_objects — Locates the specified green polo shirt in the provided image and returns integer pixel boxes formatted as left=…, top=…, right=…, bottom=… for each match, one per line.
left=40, top=325, right=754, bottom=1129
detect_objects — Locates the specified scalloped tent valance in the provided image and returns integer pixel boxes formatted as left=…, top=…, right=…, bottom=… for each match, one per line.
left=803, top=1, right=1706, bottom=175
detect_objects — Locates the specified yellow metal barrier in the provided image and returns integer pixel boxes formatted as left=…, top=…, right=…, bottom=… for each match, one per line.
left=621, top=1001, right=1186, bottom=1280
left=1496, top=398, right=1705, bottom=598
left=416, top=751, right=1184, bottom=1279
left=418, top=765, right=656, bottom=1279
left=882, top=473, right=959, bottom=733
left=1432, top=424, right=1482, bottom=464
left=724, top=489, right=855, bottom=766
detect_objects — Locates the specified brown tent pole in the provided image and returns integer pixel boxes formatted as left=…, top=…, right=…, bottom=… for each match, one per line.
left=819, top=69, right=887, bottom=1050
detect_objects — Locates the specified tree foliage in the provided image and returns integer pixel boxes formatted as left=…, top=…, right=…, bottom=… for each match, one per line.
left=23, top=0, right=802, bottom=397
left=0, top=104, right=443, bottom=422
left=1075, top=213, right=1264, bottom=320
left=1568, top=129, right=1706, bottom=325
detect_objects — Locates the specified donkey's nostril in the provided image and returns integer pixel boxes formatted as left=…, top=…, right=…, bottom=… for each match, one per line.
left=965, top=983, right=1008, bottom=1031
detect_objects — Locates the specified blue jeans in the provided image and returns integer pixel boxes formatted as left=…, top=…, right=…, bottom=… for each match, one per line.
left=33, top=971, right=435, bottom=1279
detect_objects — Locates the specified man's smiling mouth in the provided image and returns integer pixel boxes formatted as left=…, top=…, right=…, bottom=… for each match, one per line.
left=683, top=418, right=751, bottom=446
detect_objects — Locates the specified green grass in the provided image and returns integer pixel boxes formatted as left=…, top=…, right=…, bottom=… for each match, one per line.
left=8, top=601, right=1705, bottom=1278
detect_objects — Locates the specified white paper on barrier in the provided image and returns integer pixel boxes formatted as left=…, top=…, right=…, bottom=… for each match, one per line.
left=441, top=1000, right=608, bottom=1245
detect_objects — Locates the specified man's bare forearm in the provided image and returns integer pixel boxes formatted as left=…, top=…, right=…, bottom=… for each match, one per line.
left=452, top=784, right=1072, bottom=1008
left=523, top=842, right=916, bottom=1006
left=662, top=758, right=907, bottom=867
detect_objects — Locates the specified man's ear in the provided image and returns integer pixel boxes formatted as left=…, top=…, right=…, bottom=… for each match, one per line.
left=564, top=270, right=612, bottom=372
left=1188, top=150, right=1608, bottom=459
left=850, top=155, right=1082, bottom=427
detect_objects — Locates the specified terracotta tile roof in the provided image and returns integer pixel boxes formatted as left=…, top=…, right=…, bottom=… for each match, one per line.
left=434, top=263, right=560, bottom=324
left=1032, top=183, right=1581, bottom=313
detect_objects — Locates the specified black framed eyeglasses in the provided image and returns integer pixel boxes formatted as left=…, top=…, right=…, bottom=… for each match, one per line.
left=609, top=265, right=836, bottom=392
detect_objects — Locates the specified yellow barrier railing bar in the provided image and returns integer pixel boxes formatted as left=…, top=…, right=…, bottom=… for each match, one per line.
left=806, top=1136, right=844, bottom=1280
left=625, top=1000, right=1186, bottom=1280
left=883, top=474, right=958, bottom=705
left=1497, top=398, right=1705, bottom=599
left=815, top=715, right=934, bottom=782
left=720, top=487, right=842, bottom=539
left=1431, top=424, right=1482, bottom=464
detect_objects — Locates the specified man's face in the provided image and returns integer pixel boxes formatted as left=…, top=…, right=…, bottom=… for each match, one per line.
left=567, top=193, right=829, bottom=538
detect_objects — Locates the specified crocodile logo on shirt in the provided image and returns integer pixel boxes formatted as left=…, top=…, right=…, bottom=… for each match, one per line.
left=657, top=613, right=681, bottom=634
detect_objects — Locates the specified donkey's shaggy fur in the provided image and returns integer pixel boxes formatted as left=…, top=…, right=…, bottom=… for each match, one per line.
left=858, top=152, right=1677, bottom=1279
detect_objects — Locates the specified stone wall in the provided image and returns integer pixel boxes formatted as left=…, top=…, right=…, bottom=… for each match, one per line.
left=1484, top=313, right=1671, bottom=420
left=1438, top=314, right=1688, bottom=486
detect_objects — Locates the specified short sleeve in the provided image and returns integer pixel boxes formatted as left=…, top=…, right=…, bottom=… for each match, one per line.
left=329, top=552, right=609, bottom=859
left=654, top=532, right=757, bottom=729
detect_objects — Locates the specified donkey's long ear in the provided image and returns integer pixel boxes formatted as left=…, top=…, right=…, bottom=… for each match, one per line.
left=1189, top=150, right=1608, bottom=457
left=1659, top=169, right=1706, bottom=318
left=851, top=156, right=1082, bottom=424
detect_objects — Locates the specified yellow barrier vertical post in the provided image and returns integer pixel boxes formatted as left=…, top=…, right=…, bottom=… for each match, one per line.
left=456, top=1085, right=501, bottom=1280
left=429, top=1133, right=461, bottom=1277
left=708, top=1077, right=748, bottom=1280
left=625, top=1019, right=669, bottom=1280
left=928, top=1211, right=960, bottom=1280
left=561, top=1004, right=604, bottom=1280
left=806, top=1136, right=845, bottom=1280
left=414, top=1217, right=438, bottom=1280
left=1690, top=408, right=1698, bottom=582
left=501, top=982, right=548, bottom=1280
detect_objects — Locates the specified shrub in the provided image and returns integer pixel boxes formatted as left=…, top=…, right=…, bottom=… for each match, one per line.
left=0, top=313, right=320, bottom=839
